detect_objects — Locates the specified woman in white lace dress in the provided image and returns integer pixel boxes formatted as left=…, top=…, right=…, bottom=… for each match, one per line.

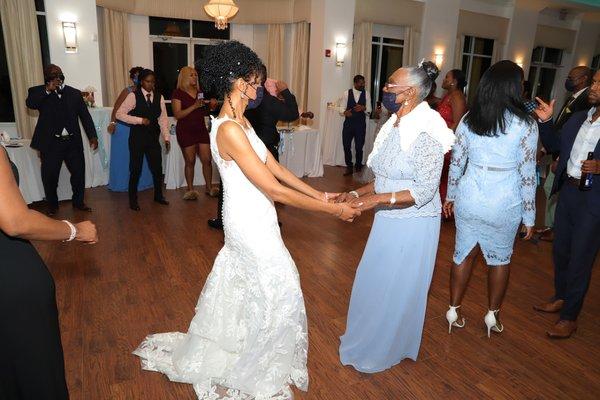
left=133, top=41, right=360, bottom=400
left=337, top=62, right=455, bottom=372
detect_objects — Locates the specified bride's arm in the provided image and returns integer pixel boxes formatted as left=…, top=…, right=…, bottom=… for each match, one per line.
left=216, top=121, right=360, bottom=221
left=265, top=153, right=324, bottom=200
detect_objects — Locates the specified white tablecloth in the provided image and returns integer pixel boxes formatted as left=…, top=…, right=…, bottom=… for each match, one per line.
left=163, top=121, right=220, bottom=189
left=321, top=108, right=377, bottom=166
left=3, top=107, right=112, bottom=204
left=278, top=127, right=323, bottom=178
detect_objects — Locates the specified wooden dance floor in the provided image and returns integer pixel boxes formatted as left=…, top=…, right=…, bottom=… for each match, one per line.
left=32, top=166, right=599, bottom=399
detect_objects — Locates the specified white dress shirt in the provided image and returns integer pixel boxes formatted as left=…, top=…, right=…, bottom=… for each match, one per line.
left=116, top=88, right=170, bottom=142
left=567, top=107, right=599, bottom=179
left=336, top=88, right=372, bottom=115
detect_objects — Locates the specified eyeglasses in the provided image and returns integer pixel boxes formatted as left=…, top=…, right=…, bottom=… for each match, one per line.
left=383, top=83, right=411, bottom=92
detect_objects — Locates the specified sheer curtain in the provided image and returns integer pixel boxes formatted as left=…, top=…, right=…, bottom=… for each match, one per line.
left=290, top=21, right=309, bottom=113
left=351, top=22, right=373, bottom=89
left=403, top=26, right=416, bottom=66
left=100, top=7, right=131, bottom=105
left=267, top=24, right=285, bottom=80
left=454, top=35, right=465, bottom=69
left=0, top=0, right=43, bottom=139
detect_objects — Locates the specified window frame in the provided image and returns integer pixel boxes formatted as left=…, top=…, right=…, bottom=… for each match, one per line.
left=528, top=46, right=564, bottom=100
left=461, top=35, right=494, bottom=100
left=370, top=35, right=404, bottom=111
left=149, top=17, right=228, bottom=112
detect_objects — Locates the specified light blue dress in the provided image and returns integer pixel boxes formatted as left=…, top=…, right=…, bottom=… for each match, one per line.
left=447, top=114, right=538, bottom=266
left=339, top=130, right=444, bottom=373
left=108, top=86, right=153, bottom=192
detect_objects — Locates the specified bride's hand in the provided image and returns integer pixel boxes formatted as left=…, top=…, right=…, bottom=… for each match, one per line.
left=335, top=202, right=361, bottom=222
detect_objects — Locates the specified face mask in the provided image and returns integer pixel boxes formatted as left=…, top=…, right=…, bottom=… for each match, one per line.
left=564, top=78, right=576, bottom=92
left=246, top=86, right=264, bottom=110
left=381, top=91, right=400, bottom=113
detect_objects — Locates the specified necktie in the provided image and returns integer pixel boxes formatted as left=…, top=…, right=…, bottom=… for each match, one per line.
left=558, top=96, right=575, bottom=121
left=146, top=93, right=152, bottom=107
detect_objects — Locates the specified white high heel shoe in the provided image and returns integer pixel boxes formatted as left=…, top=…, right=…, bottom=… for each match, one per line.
left=446, top=305, right=466, bottom=333
left=484, top=309, right=504, bottom=338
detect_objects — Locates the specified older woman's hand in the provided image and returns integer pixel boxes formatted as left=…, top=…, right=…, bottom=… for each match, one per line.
left=335, top=192, right=355, bottom=204
left=350, top=193, right=379, bottom=211
left=443, top=200, right=454, bottom=218
left=337, top=202, right=362, bottom=222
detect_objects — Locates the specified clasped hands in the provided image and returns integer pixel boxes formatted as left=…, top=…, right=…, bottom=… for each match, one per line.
left=332, top=191, right=381, bottom=212
left=320, top=192, right=361, bottom=222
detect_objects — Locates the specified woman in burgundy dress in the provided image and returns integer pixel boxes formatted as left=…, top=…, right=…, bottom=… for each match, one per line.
left=172, top=66, right=219, bottom=200
left=438, top=69, right=467, bottom=203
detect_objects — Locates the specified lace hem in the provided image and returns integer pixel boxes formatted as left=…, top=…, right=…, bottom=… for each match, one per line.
left=133, top=332, right=308, bottom=400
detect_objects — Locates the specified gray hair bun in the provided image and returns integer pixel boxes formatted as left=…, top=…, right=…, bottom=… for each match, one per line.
left=420, top=61, right=439, bottom=82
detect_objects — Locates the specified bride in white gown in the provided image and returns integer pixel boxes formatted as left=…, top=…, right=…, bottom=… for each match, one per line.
left=133, top=41, right=361, bottom=399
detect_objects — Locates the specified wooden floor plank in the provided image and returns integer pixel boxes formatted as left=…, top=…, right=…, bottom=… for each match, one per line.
left=30, top=166, right=599, bottom=399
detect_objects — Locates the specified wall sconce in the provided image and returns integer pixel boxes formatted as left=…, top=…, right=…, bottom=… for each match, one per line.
left=515, top=57, right=524, bottom=68
left=434, top=53, right=444, bottom=68
left=336, top=42, right=346, bottom=67
left=62, top=22, right=77, bottom=53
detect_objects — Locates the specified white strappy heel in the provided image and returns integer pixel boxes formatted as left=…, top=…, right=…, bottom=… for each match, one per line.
left=484, top=309, right=504, bottom=338
left=446, top=305, right=466, bottom=333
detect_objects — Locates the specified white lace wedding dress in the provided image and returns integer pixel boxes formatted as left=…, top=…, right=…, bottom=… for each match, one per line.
left=133, top=116, right=309, bottom=399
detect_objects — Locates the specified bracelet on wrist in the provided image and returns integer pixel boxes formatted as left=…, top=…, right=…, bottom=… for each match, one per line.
left=389, top=192, right=397, bottom=205
left=349, top=190, right=359, bottom=198
left=62, top=220, right=77, bottom=242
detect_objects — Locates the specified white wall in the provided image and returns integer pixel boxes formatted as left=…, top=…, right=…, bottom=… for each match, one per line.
left=308, top=0, right=356, bottom=134
left=129, top=14, right=151, bottom=70
left=418, top=0, right=461, bottom=95
left=372, top=24, right=405, bottom=41
left=45, top=0, right=103, bottom=106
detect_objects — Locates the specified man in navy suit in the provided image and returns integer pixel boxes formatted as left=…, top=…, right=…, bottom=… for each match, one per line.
left=533, top=70, right=600, bottom=338
left=26, top=64, right=98, bottom=215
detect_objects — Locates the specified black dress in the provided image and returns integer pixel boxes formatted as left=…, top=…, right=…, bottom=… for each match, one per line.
left=0, top=149, right=69, bottom=399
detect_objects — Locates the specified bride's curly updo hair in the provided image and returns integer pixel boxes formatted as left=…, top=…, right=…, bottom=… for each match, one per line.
left=197, top=41, right=264, bottom=100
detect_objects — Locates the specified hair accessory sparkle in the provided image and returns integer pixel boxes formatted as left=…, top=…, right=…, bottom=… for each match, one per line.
left=417, top=58, right=425, bottom=68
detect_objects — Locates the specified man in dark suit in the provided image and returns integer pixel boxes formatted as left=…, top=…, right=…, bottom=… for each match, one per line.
left=26, top=64, right=98, bottom=215
left=533, top=69, right=600, bottom=338
left=207, top=65, right=299, bottom=230
left=538, top=66, right=593, bottom=241
left=245, top=65, right=299, bottom=161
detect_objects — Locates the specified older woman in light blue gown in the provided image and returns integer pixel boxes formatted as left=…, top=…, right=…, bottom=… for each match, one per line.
left=443, top=60, right=537, bottom=338
left=338, top=61, right=455, bottom=373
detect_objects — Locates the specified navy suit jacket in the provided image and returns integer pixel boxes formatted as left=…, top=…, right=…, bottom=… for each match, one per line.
left=26, top=85, right=97, bottom=152
left=538, top=110, right=600, bottom=216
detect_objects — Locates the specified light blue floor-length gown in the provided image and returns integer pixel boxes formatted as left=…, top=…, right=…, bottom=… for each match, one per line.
left=340, top=104, right=451, bottom=373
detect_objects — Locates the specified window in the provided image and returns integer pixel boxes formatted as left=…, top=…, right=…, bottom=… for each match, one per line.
left=528, top=46, right=563, bottom=101
left=0, top=9, right=15, bottom=122
left=149, top=17, right=229, bottom=115
left=592, top=54, right=600, bottom=71
left=370, top=36, right=404, bottom=111
left=461, top=36, right=494, bottom=103
left=36, top=0, right=51, bottom=67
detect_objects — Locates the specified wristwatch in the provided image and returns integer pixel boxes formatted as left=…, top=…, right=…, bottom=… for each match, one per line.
left=390, top=192, right=396, bottom=205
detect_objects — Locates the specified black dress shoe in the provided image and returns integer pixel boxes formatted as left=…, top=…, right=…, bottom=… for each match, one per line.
left=73, top=204, right=92, bottom=212
left=207, top=218, right=223, bottom=230
left=129, top=202, right=141, bottom=211
left=154, top=198, right=169, bottom=205
left=343, top=167, right=354, bottom=176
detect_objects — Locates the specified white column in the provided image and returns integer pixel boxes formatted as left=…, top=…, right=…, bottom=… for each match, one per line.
left=45, top=0, right=103, bottom=105
left=307, top=0, right=356, bottom=134
left=417, top=0, right=460, bottom=89
left=504, top=0, right=546, bottom=75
